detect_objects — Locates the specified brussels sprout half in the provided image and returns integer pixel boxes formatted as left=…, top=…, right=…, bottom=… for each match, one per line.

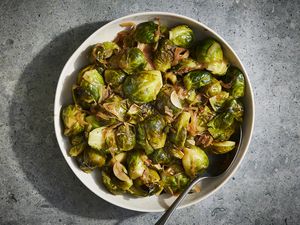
left=123, top=70, right=163, bottom=104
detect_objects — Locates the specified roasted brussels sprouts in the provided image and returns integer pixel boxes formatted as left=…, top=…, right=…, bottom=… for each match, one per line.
left=123, top=70, right=163, bottom=104
left=150, top=148, right=171, bottom=164
left=104, top=69, right=127, bottom=88
left=182, top=145, right=209, bottom=177
left=153, top=39, right=174, bottom=72
left=102, top=95, right=127, bottom=121
left=119, top=48, right=147, bottom=74
left=170, top=111, right=191, bottom=147
left=205, top=78, right=222, bottom=97
left=91, top=41, right=120, bottom=64
left=127, top=150, right=146, bottom=179
left=69, top=142, right=86, bottom=157
left=195, top=38, right=229, bottom=75
left=102, top=167, right=132, bottom=194
left=62, top=19, right=245, bottom=197
left=116, top=123, right=136, bottom=151
left=155, top=85, right=182, bottom=116
left=209, top=91, right=229, bottom=111
left=226, top=66, right=245, bottom=98
left=62, top=105, right=85, bottom=136
left=210, top=141, right=236, bottom=154
left=183, top=70, right=212, bottom=90
left=137, top=114, right=167, bottom=155
left=225, top=99, right=244, bottom=122
left=172, top=58, right=202, bottom=75
left=134, top=21, right=159, bottom=44
left=73, top=68, right=105, bottom=108
left=169, top=25, right=194, bottom=48
left=195, top=38, right=223, bottom=64
left=206, top=60, right=228, bottom=75
left=84, top=148, right=106, bottom=168
left=207, top=112, right=236, bottom=141
left=161, top=164, right=190, bottom=195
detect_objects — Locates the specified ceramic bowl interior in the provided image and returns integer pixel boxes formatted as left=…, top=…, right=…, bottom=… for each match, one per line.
left=54, top=12, right=254, bottom=212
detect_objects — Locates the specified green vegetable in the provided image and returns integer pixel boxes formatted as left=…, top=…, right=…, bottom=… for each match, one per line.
left=169, top=25, right=194, bottom=48
left=134, top=21, right=159, bottom=44
left=116, top=123, right=136, bottom=151
left=104, top=69, right=127, bottom=88
left=226, top=66, right=245, bottom=98
left=91, top=42, right=120, bottom=64
left=62, top=105, right=85, bottom=136
left=137, top=114, right=167, bottom=155
left=182, top=146, right=209, bottom=177
left=195, top=38, right=223, bottom=64
left=183, top=70, right=212, bottom=90
left=211, top=141, right=236, bottom=154
left=153, top=39, right=174, bottom=72
left=123, top=70, right=163, bottom=104
left=119, top=48, right=147, bottom=74
left=170, top=111, right=191, bottom=147
left=127, top=151, right=146, bottom=180
left=73, top=68, right=105, bottom=108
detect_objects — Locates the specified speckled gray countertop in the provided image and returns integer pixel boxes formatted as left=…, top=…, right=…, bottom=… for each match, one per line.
left=0, top=0, right=299, bottom=224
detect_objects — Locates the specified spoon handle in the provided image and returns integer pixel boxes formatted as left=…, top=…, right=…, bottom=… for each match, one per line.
left=155, top=176, right=207, bottom=225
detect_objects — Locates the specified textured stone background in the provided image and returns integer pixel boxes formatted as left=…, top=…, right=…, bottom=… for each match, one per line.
left=0, top=0, right=299, bottom=224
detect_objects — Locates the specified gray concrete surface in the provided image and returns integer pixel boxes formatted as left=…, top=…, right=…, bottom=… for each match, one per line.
left=0, top=0, right=299, bottom=224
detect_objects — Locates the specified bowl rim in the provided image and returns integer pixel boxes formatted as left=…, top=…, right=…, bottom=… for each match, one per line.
left=54, top=11, right=255, bottom=212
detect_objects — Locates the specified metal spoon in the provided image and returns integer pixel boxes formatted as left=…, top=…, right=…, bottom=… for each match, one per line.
left=155, top=128, right=242, bottom=225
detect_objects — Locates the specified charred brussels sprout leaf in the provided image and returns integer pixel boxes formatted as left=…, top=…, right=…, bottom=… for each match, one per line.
left=62, top=105, right=85, bottom=136
left=169, top=25, right=194, bottom=48
left=153, top=39, right=174, bottom=72
left=170, top=111, right=191, bottom=147
left=104, top=69, right=127, bottom=88
left=134, top=21, right=159, bottom=44
left=182, top=146, right=209, bottom=177
left=119, top=48, right=147, bottom=74
left=116, top=123, right=136, bottom=151
left=183, top=70, right=212, bottom=90
left=225, top=99, right=244, bottom=122
left=123, top=70, right=163, bottom=104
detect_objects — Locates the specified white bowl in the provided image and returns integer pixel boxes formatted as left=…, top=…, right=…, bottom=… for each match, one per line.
left=54, top=12, right=255, bottom=212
